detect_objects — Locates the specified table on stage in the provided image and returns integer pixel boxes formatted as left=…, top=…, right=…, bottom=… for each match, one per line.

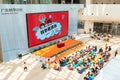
left=57, top=42, right=65, bottom=48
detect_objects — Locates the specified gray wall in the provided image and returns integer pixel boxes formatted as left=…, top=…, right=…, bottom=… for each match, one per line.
left=0, top=4, right=84, bottom=62
left=0, top=36, right=3, bottom=61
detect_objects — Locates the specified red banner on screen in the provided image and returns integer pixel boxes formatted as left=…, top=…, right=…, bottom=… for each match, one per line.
left=26, top=11, right=68, bottom=47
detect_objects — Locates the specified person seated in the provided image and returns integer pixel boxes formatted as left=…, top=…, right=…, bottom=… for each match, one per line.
left=103, top=56, right=109, bottom=62
left=96, top=61, right=101, bottom=70
left=77, top=66, right=84, bottom=74
left=107, top=51, right=111, bottom=57
left=83, top=62, right=88, bottom=69
left=91, top=68, right=95, bottom=74
left=108, top=34, right=113, bottom=38
left=89, top=61, right=93, bottom=66
left=94, top=69, right=99, bottom=76
left=87, top=76, right=92, bottom=80
left=41, top=62, right=47, bottom=69
left=77, top=53, right=80, bottom=59
left=53, top=62, right=60, bottom=71
left=68, top=64, right=74, bottom=70
left=99, top=58, right=104, bottom=63
left=108, top=46, right=111, bottom=51
left=89, top=73, right=95, bottom=79
left=90, top=35, right=95, bottom=39
left=18, top=54, right=22, bottom=59
left=84, top=76, right=89, bottom=80
left=86, top=71, right=91, bottom=77
left=60, top=59, right=67, bottom=67
left=101, top=51, right=105, bottom=55
left=68, top=58, right=73, bottom=64
left=59, top=59, right=63, bottom=67
left=73, top=57, right=78, bottom=64
left=99, top=48, right=103, bottom=53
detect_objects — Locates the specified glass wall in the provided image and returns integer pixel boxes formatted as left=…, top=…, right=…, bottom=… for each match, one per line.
left=93, top=22, right=120, bottom=35
left=78, top=21, right=84, bottom=29
left=117, top=24, right=120, bottom=35
left=93, top=23, right=112, bottom=34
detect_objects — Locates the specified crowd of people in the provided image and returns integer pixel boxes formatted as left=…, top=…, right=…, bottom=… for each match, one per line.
left=90, top=33, right=113, bottom=41
left=41, top=44, right=112, bottom=80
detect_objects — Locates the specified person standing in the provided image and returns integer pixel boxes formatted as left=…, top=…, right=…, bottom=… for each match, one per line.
left=108, top=46, right=111, bottom=51
left=105, top=43, right=108, bottom=51
left=47, top=59, right=51, bottom=69
left=24, top=62, right=27, bottom=71
left=41, top=62, right=47, bottom=69
left=115, top=50, right=118, bottom=57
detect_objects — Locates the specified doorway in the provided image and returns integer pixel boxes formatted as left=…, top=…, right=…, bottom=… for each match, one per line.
left=93, top=23, right=112, bottom=34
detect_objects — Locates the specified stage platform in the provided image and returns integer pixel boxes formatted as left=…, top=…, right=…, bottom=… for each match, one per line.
left=33, top=39, right=84, bottom=60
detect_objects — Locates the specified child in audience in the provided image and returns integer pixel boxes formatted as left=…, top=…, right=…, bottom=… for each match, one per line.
left=68, top=63, right=73, bottom=70
left=53, top=62, right=60, bottom=71
left=41, top=62, right=47, bottom=69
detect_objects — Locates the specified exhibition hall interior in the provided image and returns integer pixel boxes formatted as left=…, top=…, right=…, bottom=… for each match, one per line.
left=0, top=0, right=120, bottom=80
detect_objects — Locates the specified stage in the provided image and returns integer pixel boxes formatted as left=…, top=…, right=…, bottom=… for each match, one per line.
left=33, top=39, right=84, bottom=62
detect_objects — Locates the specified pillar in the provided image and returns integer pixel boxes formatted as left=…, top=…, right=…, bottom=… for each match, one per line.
left=84, top=20, right=94, bottom=33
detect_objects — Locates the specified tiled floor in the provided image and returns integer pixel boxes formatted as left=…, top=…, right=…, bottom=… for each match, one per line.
left=0, top=34, right=120, bottom=80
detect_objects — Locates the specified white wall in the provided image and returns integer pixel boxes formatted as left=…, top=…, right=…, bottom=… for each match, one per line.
left=92, top=0, right=120, bottom=4
left=84, top=20, right=93, bottom=33
left=78, top=4, right=120, bottom=33
left=79, top=4, right=120, bottom=23
left=79, top=4, right=120, bottom=34
left=77, top=29, right=84, bottom=34
left=86, top=0, right=92, bottom=4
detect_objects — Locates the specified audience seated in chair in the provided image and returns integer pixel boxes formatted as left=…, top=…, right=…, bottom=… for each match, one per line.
left=41, top=62, right=47, bottom=69
left=53, top=62, right=60, bottom=71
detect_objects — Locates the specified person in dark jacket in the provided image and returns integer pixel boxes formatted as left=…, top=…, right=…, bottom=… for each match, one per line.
left=115, top=50, right=118, bottom=57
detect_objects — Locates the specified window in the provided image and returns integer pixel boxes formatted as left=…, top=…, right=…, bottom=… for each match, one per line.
left=78, top=21, right=84, bottom=29
left=65, top=0, right=71, bottom=4
left=73, top=0, right=79, bottom=4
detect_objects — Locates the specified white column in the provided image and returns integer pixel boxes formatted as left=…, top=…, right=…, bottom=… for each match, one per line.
left=84, top=20, right=94, bottom=33
left=112, top=23, right=118, bottom=35
left=71, top=0, right=73, bottom=4
left=86, top=0, right=92, bottom=4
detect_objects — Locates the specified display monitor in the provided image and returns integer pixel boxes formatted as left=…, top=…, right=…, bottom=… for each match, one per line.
left=26, top=11, right=68, bottom=47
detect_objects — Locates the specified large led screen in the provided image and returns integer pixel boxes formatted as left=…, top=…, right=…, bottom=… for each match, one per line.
left=26, top=11, right=68, bottom=47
